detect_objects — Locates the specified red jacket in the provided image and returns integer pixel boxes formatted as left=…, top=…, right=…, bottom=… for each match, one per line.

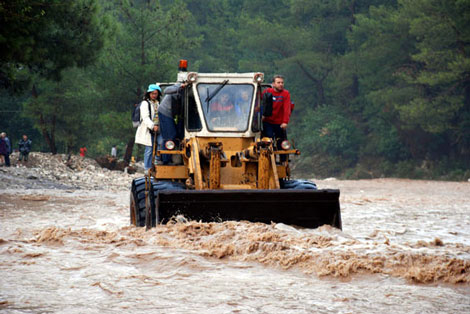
left=262, top=87, right=292, bottom=125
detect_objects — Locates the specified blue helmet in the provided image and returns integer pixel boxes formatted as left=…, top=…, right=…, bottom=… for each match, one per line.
left=147, top=84, right=162, bottom=93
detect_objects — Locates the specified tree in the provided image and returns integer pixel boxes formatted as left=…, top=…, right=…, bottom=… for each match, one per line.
left=396, top=0, right=470, bottom=160
left=23, top=68, right=100, bottom=154
left=93, top=0, right=200, bottom=161
left=0, top=0, right=109, bottom=88
left=184, top=0, right=244, bottom=72
left=101, top=0, right=199, bottom=101
left=347, top=3, right=416, bottom=160
left=350, top=0, right=470, bottom=162
left=0, top=89, right=39, bottom=151
left=1, top=0, right=110, bottom=153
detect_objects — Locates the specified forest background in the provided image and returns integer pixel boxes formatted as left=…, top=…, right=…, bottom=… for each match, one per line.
left=1, top=0, right=469, bottom=180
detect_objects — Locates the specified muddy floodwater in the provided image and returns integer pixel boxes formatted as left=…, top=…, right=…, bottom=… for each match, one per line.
left=1, top=178, right=469, bottom=313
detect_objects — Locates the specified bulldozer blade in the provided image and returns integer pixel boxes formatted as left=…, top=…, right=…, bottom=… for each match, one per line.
left=156, top=189, right=341, bottom=229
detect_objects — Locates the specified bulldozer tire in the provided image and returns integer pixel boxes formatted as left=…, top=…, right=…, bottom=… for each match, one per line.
left=130, top=177, right=151, bottom=227
left=131, top=178, right=186, bottom=228
left=280, top=179, right=317, bottom=190
left=150, top=181, right=186, bottom=226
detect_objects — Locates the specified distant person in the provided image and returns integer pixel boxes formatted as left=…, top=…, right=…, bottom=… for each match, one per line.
left=135, top=84, right=162, bottom=171
left=0, top=132, right=11, bottom=166
left=262, top=75, right=292, bottom=161
left=209, top=91, right=237, bottom=127
left=18, top=134, right=32, bottom=163
left=158, top=83, right=186, bottom=165
left=79, top=146, right=87, bottom=157
left=234, top=89, right=252, bottom=129
left=236, top=89, right=251, bottom=116
left=0, top=134, right=6, bottom=166
left=111, top=145, right=117, bottom=158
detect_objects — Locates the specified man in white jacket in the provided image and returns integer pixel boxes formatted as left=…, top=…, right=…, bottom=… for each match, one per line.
left=135, top=84, right=162, bottom=171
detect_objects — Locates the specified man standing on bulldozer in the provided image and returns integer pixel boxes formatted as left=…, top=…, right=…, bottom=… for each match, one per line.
left=262, top=75, right=292, bottom=161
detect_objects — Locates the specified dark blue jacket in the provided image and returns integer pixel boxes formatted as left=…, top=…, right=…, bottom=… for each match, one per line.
left=4, top=137, right=11, bottom=154
left=18, top=139, right=32, bottom=153
left=0, top=138, right=6, bottom=155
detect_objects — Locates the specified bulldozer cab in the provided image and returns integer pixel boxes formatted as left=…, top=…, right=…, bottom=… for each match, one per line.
left=130, top=63, right=341, bottom=230
left=182, top=72, right=263, bottom=138
left=156, top=71, right=292, bottom=190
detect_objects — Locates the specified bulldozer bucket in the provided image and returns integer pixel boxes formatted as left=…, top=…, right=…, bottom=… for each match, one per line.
left=156, top=189, right=341, bottom=229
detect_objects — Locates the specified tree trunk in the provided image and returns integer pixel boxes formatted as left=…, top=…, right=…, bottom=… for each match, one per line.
left=348, top=0, right=357, bottom=29
left=316, top=81, right=325, bottom=106
left=38, top=113, right=57, bottom=154
left=32, top=84, right=57, bottom=154
left=351, top=74, right=359, bottom=99
left=123, top=137, right=134, bottom=163
left=295, top=60, right=328, bottom=107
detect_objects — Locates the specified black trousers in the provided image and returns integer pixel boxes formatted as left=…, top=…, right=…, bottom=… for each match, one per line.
left=262, top=121, right=287, bottom=162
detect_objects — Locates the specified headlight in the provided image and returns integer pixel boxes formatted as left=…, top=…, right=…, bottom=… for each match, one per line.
left=165, top=140, right=175, bottom=150
left=281, top=140, right=291, bottom=150
left=254, top=73, right=264, bottom=83
left=187, top=72, right=198, bottom=82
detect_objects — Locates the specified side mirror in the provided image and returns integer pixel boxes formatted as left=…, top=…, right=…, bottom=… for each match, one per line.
left=262, top=92, right=273, bottom=117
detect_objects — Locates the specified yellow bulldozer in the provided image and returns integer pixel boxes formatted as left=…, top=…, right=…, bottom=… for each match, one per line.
left=130, top=61, right=341, bottom=230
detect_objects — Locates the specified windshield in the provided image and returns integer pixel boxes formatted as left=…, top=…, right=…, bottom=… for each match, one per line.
left=197, top=83, right=254, bottom=132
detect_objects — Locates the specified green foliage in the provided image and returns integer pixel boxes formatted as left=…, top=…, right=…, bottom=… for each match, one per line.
left=350, top=0, right=470, bottom=163
left=87, top=0, right=201, bottom=160
left=394, top=0, right=470, bottom=137
left=291, top=154, right=346, bottom=178
left=0, top=0, right=109, bottom=87
left=23, top=68, right=101, bottom=153
left=1, top=0, right=469, bottom=179
left=0, top=89, right=40, bottom=150
left=296, top=105, right=362, bottom=161
left=93, top=111, right=131, bottom=156
left=100, top=0, right=200, bottom=101
left=184, top=0, right=243, bottom=72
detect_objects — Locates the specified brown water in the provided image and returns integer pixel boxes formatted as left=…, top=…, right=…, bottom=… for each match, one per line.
left=1, top=179, right=469, bottom=313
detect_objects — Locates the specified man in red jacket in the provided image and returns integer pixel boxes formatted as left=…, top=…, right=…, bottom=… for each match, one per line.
left=262, top=75, right=292, bottom=161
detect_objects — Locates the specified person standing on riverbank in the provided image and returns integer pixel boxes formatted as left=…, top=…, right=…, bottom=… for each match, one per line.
left=111, top=145, right=117, bottom=158
left=0, top=135, right=6, bottom=166
left=0, top=132, right=11, bottom=166
left=18, top=134, right=32, bottom=163
left=79, top=147, right=87, bottom=158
